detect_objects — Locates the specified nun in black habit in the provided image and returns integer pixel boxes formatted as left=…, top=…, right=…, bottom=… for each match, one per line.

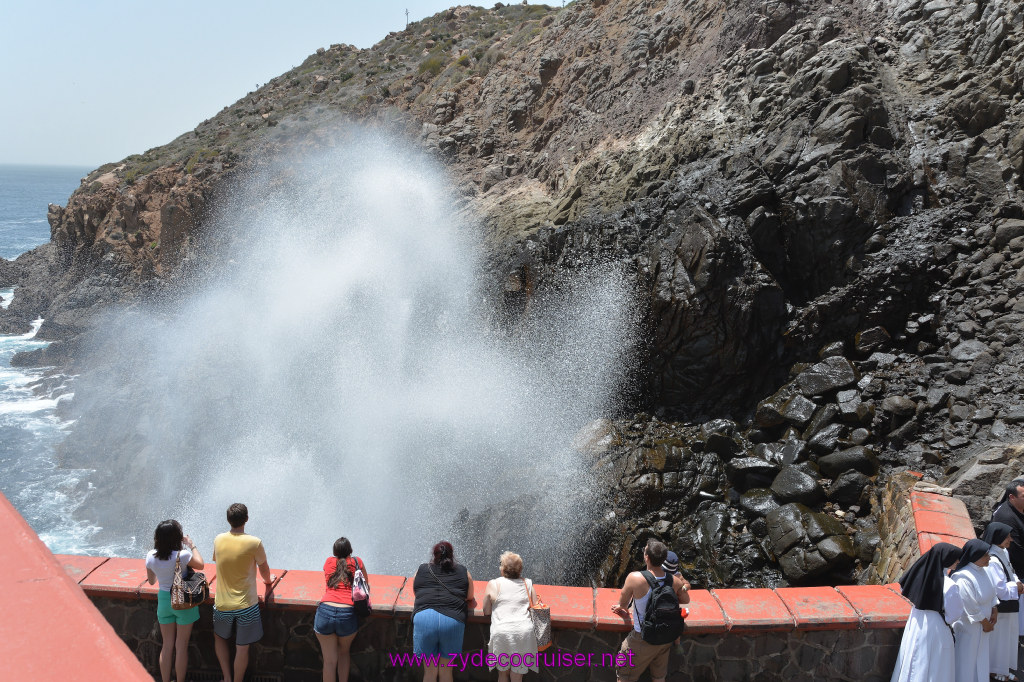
left=890, top=542, right=963, bottom=682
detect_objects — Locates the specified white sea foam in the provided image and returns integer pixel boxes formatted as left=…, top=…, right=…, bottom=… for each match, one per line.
left=0, top=318, right=115, bottom=556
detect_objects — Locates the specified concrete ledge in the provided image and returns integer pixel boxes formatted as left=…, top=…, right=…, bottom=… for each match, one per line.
left=594, top=587, right=631, bottom=631
left=835, top=585, right=912, bottom=628
left=57, top=554, right=108, bottom=582
left=911, top=490, right=976, bottom=555
left=0, top=495, right=150, bottom=681
left=544, top=585, right=595, bottom=629
left=711, top=588, right=795, bottom=633
left=775, top=587, right=860, bottom=631
left=58, top=555, right=920, bottom=633
left=912, top=509, right=975, bottom=539
left=909, top=490, right=969, bottom=517
left=679, top=589, right=728, bottom=634
left=79, top=558, right=150, bottom=598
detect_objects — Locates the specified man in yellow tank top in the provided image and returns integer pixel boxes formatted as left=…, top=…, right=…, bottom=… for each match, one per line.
left=212, top=503, right=276, bottom=682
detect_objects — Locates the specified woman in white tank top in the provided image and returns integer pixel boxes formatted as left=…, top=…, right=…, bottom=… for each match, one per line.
left=482, top=552, right=540, bottom=681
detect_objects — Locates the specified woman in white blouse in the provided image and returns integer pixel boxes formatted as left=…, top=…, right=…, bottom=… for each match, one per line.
left=950, top=539, right=999, bottom=682
left=982, top=523, right=1024, bottom=681
left=145, top=519, right=205, bottom=682
left=891, top=542, right=963, bottom=682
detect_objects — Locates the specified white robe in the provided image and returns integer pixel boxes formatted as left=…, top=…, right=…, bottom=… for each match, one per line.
left=891, top=576, right=963, bottom=682
left=952, top=563, right=999, bottom=682
left=985, top=547, right=1020, bottom=677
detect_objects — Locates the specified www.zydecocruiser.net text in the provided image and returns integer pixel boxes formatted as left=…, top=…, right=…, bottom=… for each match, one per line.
left=388, top=649, right=636, bottom=671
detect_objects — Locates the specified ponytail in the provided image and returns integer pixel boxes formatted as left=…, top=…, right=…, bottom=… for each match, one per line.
left=327, top=537, right=353, bottom=589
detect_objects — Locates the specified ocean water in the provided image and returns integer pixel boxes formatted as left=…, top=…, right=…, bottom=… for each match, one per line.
left=0, top=164, right=90, bottom=260
left=0, top=164, right=116, bottom=554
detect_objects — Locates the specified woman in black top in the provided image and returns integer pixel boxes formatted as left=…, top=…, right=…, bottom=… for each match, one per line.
left=412, top=541, right=474, bottom=682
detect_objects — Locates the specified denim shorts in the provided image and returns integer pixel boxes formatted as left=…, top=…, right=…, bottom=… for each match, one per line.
left=413, top=608, right=465, bottom=656
left=314, top=603, right=359, bottom=637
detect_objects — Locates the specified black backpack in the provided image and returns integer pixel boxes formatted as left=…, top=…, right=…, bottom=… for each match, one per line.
left=639, top=571, right=684, bottom=645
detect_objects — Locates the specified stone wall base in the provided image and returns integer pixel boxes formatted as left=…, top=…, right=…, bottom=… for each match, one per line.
left=90, top=597, right=901, bottom=682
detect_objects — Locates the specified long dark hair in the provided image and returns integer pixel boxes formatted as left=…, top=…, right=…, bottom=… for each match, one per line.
left=327, top=537, right=353, bottom=589
left=431, top=541, right=455, bottom=571
left=153, top=520, right=184, bottom=561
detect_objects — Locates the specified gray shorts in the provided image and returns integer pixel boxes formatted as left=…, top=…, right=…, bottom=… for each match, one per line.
left=213, top=603, right=263, bottom=645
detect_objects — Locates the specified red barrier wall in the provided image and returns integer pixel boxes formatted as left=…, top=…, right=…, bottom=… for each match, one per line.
left=54, top=555, right=913, bottom=633
left=0, top=493, right=151, bottom=681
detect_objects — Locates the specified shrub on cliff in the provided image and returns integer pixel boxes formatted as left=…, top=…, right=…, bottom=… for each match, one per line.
left=418, top=55, right=445, bottom=76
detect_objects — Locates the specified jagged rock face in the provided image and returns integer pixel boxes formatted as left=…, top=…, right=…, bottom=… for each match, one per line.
left=6, top=0, right=1024, bottom=587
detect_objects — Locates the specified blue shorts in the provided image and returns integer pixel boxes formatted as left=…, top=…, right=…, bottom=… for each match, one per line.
left=413, top=608, right=465, bottom=657
left=314, top=603, right=359, bottom=637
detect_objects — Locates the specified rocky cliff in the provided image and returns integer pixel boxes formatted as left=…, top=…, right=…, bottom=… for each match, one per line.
left=5, top=0, right=1024, bottom=586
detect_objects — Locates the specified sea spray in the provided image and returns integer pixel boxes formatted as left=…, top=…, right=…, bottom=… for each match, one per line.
left=62, top=134, right=638, bottom=577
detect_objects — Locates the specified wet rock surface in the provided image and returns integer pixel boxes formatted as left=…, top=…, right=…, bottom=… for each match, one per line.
left=5, top=0, right=1024, bottom=587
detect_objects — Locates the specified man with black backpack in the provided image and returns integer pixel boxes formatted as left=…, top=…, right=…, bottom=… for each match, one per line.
left=610, top=539, right=689, bottom=682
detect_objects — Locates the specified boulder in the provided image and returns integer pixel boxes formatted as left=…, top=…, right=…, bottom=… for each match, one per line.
left=782, top=395, right=818, bottom=426
left=827, top=470, right=871, bottom=506
left=817, top=446, right=880, bottom=478
left=571, top=418, right=621, bottom=454
left=992, top=219, right=1024, bottom=249
left=850, top=428, right=871, bottom=445
left=756, top=385, right=797, bottom=427
left=837, top=389, right=862, bottom=422
left=805, top=511, right=847, bottom=542
left=766, top=503, right=810, bottom=555
left=701, top=419, right=743, bottom=458
left=808, top=423, right=845, bottom=455
left=778, top=546, right=830, bottom=581
left=739, top=488, right=781, bottom=517
left=950, top=340, right=989, bottom=362
left=926, top=388, right=951, bottom=410
left=796, top=356, right=857, bottom=396
left=770, top=465, right=825, bottom=505
left=803, top=404, right=841, bottom=440
left=855, top=327, right=891, bottom=353
left=864, top=352, right=897, bottom=369
left=766, top=503, right=855, bottom=582
left=816, top=535, right=856, bottom=564
left=726, top=457, right=781, bottom=491
left=754, top=442, right=787, bottom=464
left=854, top=528, right=880, bottom=563
left=881, top=395, right=917, bottom=417
left=780, top=439, right=808, bottom=464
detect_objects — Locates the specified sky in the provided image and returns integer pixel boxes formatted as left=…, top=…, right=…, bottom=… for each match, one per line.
left=0, top=1, right=475, bottom=168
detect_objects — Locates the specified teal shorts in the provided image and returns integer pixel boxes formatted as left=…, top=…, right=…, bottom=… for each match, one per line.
left=157, top=590, right=200, bottom=625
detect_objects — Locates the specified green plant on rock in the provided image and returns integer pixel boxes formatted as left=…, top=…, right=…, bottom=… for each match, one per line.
left=419, top=55, right=445, bottom=76
left=184, top=147, right=217, bottom=174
